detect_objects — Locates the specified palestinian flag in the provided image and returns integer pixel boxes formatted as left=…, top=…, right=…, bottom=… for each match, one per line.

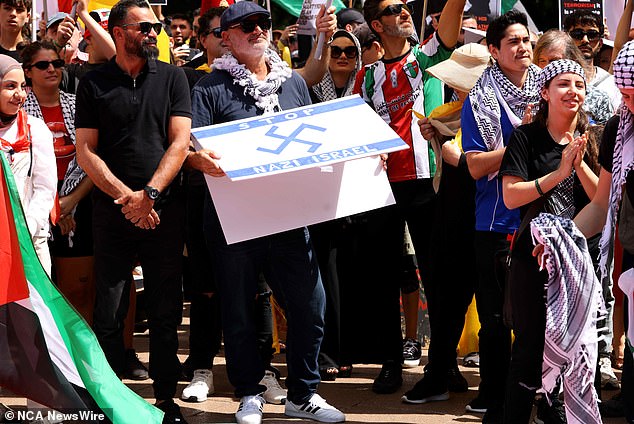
left=0, top=153, right=163, bottom=423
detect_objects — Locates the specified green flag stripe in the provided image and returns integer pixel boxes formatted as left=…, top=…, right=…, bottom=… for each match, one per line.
left=271, top=0, right=346, bottom=18
left=502, top=0, right=518, bottom=13
left=0, top=154, right=163, bottom=424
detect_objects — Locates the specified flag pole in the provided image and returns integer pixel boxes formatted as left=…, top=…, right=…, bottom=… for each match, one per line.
left=31, top=0, right=37, bottom=41
left=419, top=0, right=428, bottom=41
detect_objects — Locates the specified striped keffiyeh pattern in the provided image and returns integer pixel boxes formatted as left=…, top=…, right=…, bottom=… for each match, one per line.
left=530, top=213, right=605, bottom=424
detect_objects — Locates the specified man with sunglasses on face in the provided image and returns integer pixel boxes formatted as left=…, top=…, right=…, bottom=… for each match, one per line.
left=190, top=2, right=344, bottom=424
left=75, top=1, right=191, bottom=423
left=564, top=9, right=622, bottom=393
left=352, top=0, right=466, bottom=405
left=564, top=11, right=622, bottom=112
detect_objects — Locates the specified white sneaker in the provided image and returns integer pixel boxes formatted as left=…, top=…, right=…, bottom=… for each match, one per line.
left=285, top=393, right=345, bottom=423
left=260, top=370, right=287, bottom=405
left=599, top=357, right=620, bottom=389
left=236, top=394, right=265, bottom=424
left=181, top=369, right=214, bottom=402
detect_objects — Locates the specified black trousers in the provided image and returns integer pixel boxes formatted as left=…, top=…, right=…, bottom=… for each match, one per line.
left=92, top=193, right=184, bottom=400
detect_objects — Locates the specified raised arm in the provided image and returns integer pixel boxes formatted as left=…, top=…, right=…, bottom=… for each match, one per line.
left=610, top=0, right=633, bottom=73
left=436, top=0, right=466, bottom=49
left=75, top=0, right=116, bottom=60
left=295, top=4, right=337, bottom=88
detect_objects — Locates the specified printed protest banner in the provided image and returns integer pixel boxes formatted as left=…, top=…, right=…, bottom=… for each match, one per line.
left=192, top=95, right=409, bottom=243
left=559, top=0, right=603, bottom=30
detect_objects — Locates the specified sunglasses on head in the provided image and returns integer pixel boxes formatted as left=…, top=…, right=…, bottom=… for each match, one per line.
left=331, top=45, right=358, bottom=59
left=27, top=59, right=65, bottom=70
left=376, top=3, right=410, bottom=19
left=229, top=16, right=272, bottom=33
left=210, top=27, right=223, bottom=38
left=569, top=28, right=601, bottom=42
left=121, top=21, right=163, bottom=35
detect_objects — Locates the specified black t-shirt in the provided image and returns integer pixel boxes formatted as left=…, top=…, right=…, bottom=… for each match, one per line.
left=75, top=58, right=191, bottom=196
left=0, top=47, right=22, bottom=62
left=500, top=122, right=578, bottom=252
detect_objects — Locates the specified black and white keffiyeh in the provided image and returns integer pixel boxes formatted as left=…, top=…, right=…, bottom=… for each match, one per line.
left=213, top=48, right=292, bottom=115
left=469, top=62, right=540, bottom=179
left=22, top=90, right=86, bottom=197
left=599, top=41, right=634, bottom=281
left=311, top=30, right=362, bottom=103
left=613, top=40, right=634, bottom=89
left=531, top=213, right=605, bottom=424
left=537, top=59, right=586, bottom=93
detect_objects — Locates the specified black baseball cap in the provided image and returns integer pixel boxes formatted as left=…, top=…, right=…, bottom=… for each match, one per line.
left=220, top=1, right=270, bottom=32
left=336, top=8, right=365, bottom=29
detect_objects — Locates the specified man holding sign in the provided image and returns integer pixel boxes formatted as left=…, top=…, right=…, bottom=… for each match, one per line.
left=353, top=0, right=467, bottom=406
left=190, top=2, right=344, bottom=424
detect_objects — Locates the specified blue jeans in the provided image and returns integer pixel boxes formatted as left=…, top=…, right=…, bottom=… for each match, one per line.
left=204, top=193, right=325, bottom=403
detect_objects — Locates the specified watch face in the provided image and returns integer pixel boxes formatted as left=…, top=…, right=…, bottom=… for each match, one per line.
left=145, top=186, right=159, bottom=199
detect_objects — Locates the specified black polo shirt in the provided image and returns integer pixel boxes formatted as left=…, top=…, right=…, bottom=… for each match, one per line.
left=75, top=57, right=191, bottom=193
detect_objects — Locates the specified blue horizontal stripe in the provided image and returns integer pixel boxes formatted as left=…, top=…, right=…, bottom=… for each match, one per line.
left=192, top=96, right=366, bottom=139
left=226, top=138, right=405, bottom=179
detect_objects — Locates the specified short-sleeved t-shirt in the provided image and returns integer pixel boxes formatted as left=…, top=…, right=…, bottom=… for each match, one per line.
left=461, top=95, right=519, bottom=234
left=353, top=33, right=451, bottom=183
left=75, top=58, right=191, bottom=192
left=191, top=68, right=311, bottom=128
left=500, top=122, right=576, bottom=221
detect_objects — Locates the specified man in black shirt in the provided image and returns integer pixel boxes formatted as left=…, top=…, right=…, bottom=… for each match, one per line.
left=75, top=1, right=191, bottom=422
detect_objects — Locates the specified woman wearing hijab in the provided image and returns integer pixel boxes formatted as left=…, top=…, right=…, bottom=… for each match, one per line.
left=310, top=29, right=362, bottom=103
left=499, top=59, right=599, bottom=422
left=0, top=55, right=57, bottom=273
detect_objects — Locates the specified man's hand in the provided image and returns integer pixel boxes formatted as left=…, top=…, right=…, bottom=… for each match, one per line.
left=417, top=116, right=437, bottom=140
left=315, top=4, right=337, bottom=40
left=115, top=190, right=155, bottom=224
left=186, top=149, right=225, bottom=177
left=280, top=24, right=298, bottom=46
left=56, top=16, right=76, bottom=48
left=134, top=209, right=161, bottom=230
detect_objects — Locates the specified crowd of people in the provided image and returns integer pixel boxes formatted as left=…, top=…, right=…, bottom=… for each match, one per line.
left=0, top=0, right=633, bottom=423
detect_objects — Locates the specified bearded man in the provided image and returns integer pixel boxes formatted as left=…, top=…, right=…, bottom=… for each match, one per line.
left=75, top=1, right=191, bottom=422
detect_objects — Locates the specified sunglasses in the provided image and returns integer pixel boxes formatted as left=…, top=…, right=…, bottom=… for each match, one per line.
left=229, top=16, right=272, bottom=33
left=210, top=27, right=223, bottom=38
left=376, top=3, right=411, bottom=19
left=27, top=59, right=65, bottom=70
left=569, top=28, right=601, bottom=42
left=331, top=45, right=358, bottom=59
left=121, top=21, right=163, bottom=35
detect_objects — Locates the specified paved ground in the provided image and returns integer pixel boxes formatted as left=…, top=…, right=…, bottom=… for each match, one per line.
left=0, top=304, right=625, bottom=424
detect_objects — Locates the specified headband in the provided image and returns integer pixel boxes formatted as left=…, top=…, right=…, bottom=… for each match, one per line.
left=538, top=59, right=586, bottom=92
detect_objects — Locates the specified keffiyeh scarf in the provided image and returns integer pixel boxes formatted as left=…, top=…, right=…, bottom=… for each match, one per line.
left=22, top=90, right=85, bottom=197
left=312, top=30, right=362, bottom=103
left=531, top=213, right=605, bottom=424
left=599, top=40, right=634, bottom=283
left=469, top=62, right=540, bottom=179
left=213, top=48, right=292, bottom=115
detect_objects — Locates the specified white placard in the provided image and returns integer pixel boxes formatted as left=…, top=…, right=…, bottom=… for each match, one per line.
left=296, top=0, right=328, bottom=36
left=192, top=95, right=410, bottom=244
left=204, top=156, right=395, bottom=244
left=192, top=95, right=408, bottom=181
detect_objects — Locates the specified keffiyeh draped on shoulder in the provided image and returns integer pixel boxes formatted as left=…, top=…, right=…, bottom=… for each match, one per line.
left=213, top=48, right=292, bottom=115
left=468, top=63, right=540, bottom=179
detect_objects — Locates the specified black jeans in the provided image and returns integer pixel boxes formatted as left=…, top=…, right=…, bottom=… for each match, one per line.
left=503, top=239, right=547, bottom=424
left=204, top=194, right=325, bottom=403
left=620, top=251, right=634, bottom=423
left=474, top=231, right=513, bottom=410
left=92, top=193, right=184, bottom=401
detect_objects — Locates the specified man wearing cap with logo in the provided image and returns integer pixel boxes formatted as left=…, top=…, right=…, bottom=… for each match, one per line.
left=352, top=0, right=466, bottom=405
left=190, top=2, right=344, bottom=424
left=75, top=0, right=190, bottom=422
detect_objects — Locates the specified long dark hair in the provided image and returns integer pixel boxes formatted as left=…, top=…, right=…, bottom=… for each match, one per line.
left=534, top=76, right=600, bottom=172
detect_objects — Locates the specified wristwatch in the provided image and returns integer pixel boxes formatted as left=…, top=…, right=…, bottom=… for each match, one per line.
left=143, top=185, right=160, bottom=200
